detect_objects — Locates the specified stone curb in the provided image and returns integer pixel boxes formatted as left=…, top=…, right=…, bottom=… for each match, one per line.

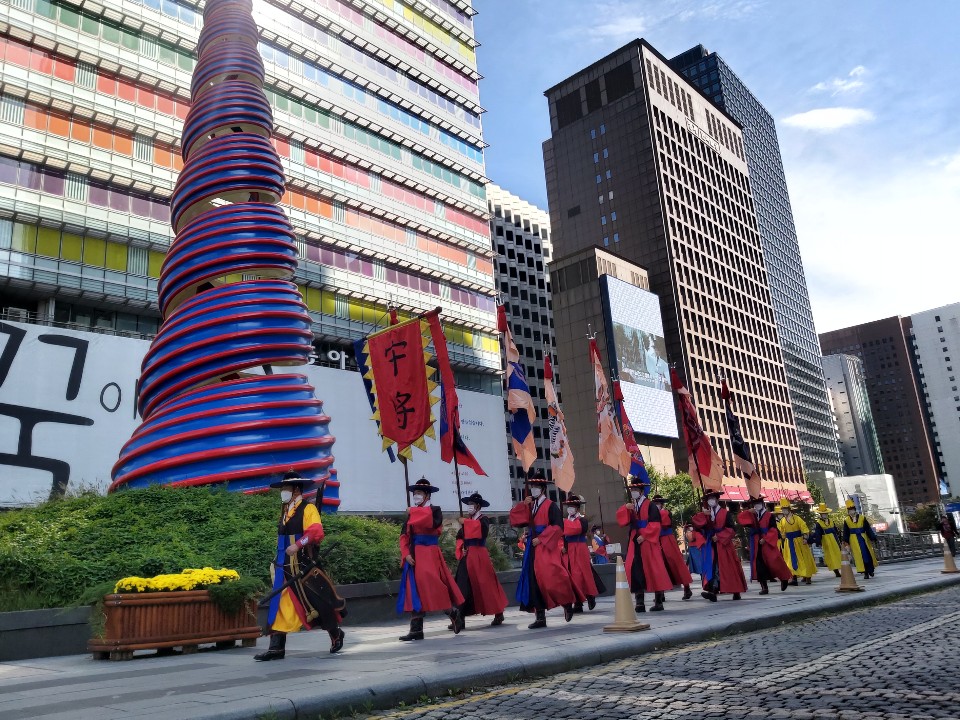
left=194, top=572, right=960, bottom=720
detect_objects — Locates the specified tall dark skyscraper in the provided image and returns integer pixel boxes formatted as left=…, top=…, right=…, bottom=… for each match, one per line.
left=671, top=45, right=843, bottom=476
left=543, top=40, right=807, bottom=495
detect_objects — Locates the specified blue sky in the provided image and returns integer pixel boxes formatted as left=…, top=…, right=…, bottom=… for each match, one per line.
left=474, top=1, right=960, bottom=333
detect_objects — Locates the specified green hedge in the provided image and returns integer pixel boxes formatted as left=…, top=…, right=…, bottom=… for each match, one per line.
left=0, top=487, right=405, bottom=612
left=0, top=487, right=515, bottom=612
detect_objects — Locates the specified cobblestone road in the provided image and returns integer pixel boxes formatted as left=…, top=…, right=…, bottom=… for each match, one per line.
left=365, top=586, right=960, bottom=720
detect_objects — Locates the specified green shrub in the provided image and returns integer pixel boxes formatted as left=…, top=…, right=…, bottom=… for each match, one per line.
left=0, top=487, right=401, bottom=611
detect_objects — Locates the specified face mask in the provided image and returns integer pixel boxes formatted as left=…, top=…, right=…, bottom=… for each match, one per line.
left=630, top=490, right=641, bottom=500
left=707, top=498, right=718, bottom=508
left=280, top=490, right=293, bottom=504
left=754, top=504, right=764, bottom=513
left=848, top=509, right=857, bottom=516
left=413, top=493, right=426, bottom=506
left=467, top=504, right=479, bottom=515
left=784, top=511, right=792, bottom=518
left=530, top=487, right=543, bottom=499
left=567, top=506, right=577, bottom=517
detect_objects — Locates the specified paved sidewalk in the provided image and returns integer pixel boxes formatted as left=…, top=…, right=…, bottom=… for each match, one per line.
left=1, top=559, right=957, bottom=720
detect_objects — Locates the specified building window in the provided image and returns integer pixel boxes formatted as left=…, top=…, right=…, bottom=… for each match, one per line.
left=603, top=148, right=609, bottom=158
left=613, top=232, right=620, bottom=243
left=593, top=152, right=599, bottom=163
left=590, top=129, right=596, bottom=139
left=605, top=169, right=612, bottom=179
left=601, top=216, right=607, bottom=226
left=600, top=124, right=606, bottom=134
left=611, top=211, right=617, bottom=221
left=596, top=175, right=602, bottom=184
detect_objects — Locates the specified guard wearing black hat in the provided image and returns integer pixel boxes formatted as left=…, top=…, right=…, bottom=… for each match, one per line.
left=255, top=472, right=345, bottom=661
left=561, top=494, right=606, bottom=612
left=397, top=478, right=465, bottom=641
left=692, top=490, right=747, bottom=601
left=651, top=494, right=693, bottom=600
left=509, top=470, right=576, bottom=628
left=616, top=476, right=672, bottom=612
left=452, top=491, right=507, bottom=628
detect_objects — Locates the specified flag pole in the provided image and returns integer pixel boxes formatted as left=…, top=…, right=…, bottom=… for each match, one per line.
left=401, top=456, right=411, bottom=508
left=597, top=487, right=606, bottom=532
left=453, top=454, right=464, bottom=517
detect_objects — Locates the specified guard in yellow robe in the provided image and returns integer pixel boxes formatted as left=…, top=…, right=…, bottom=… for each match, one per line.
left=809, top=502, right=843, bottom=577
left=776, top=499, right=816, bottom=584
left=842, top=498, right=878, bottom=578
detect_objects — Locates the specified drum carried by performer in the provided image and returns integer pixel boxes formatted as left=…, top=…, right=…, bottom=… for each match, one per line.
left=256, top=472, right=346, bottom=661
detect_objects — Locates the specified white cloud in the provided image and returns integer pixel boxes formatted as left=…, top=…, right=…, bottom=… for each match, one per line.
left=789, top=152, right=960, bottom=333
left=811, top=65, right=868, bottom=95
left=782, top=107, right=874, bottom=132
left=674, top=0, right=763, bottom=22
left=577, top=2, right=647, bottom=42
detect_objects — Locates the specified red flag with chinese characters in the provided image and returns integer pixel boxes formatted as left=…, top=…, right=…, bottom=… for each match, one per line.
left=365, top=318, right=437, bottom=459
left=670, top=368, right=723, bottom=491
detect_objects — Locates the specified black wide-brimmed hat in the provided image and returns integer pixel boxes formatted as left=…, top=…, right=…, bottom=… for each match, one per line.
left=269, top=471, right=316, bottom=489
left=651, top=494, right=667, bottom=503
left=563, top=493, right=584, bottom=506
left=527, top=470, right=550, bottom=486
left=408, top=477, right=439, bottom=494
left=460, top=492, right=490, bottom=508
left=702, top=489, right=722, bottom=501
left=626, top=474, right=651, bottom=489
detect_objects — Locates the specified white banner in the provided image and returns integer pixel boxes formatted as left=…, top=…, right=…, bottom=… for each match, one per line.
left=0, top=321, right=511, bottom=512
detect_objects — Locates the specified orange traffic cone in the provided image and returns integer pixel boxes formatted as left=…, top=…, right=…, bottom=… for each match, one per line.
left=941, top=544, right=959, bottom=574
left=603, top=556, right=650, bottom=633
left=836, top=547, right=865, bottom=593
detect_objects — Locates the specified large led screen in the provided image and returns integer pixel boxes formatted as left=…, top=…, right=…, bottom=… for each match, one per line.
left=599, top=275, right=679, bottom=439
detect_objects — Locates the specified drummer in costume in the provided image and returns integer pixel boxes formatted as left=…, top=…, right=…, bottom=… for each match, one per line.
left=616, top=476, right=672, bottom=612
left=561, top=494, right=606, bottom=612
left=776, top=498, right=817, bottom=585
left=738, top=496, right=791, bottom=594
left=810, top=502, right=843, bottom=577
left=398, top=478, right=465, bottom=641
left=694, top=490, right=747, bottom=602
left=256, top=472, right=345, bottom=660
left=453, top=492, right=508, bottom=628
left=842, top=498, right=878, bottom=579
left=651, top=494, right=693, bottom=601
left=509, top=471, right=576, bottom=628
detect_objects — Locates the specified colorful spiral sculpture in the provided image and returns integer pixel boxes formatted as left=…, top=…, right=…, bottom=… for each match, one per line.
left=111, top=0, right=338, bottom=508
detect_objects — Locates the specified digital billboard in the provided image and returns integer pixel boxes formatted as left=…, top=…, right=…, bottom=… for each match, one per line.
left=599, top=275, right=679, bottom=439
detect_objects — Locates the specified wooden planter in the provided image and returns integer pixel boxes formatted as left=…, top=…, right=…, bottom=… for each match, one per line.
left=88, top=590, right=261, bottom=661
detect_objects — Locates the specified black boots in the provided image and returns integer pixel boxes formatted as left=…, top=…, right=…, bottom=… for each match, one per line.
left=254, top=632, right=286, bottom=661
left=399, top=616, right=425, bottom=641
left=682, top=585, right=693, bottom=600
left=759, top=581, right=769, bottom=595
left=834, top=569, right=841, bottom=578
left=448, top=607, right=465, bottom=634
left=781, top=578, right=790, bottom=591
left=490, top=612, right=505, bottom=626
left=329, top=628, right=345, bottom=654
left=528, top=609, right=547, bottom=629
left=587, top=596, right=596, bottom=611
left=563, top=604, right=574, bottom=622
left=732, top=593, right=742, bottom=601
left=634, top=593, right=645, bottom=613
left=701, top=590, right=717, bottom=602
left=651, top=592, right=665, bottom=611
left=789, top=577, right=799, bottom=586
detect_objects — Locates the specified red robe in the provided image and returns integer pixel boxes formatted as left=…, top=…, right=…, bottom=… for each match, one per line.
left=399, top=505, right=464, bottom=612
left=454, top=516, right=508, bottom=616
left=510, top=498, right=576, bottom=610
left=706, top=506, right=748, bottom=594
left=739, top=509, right=792, bottom=583
left=657, top=508, right=693, bottom=586
left=616, top=498, right=672, bottom=594
left=563, top=516, right=600, bottom=600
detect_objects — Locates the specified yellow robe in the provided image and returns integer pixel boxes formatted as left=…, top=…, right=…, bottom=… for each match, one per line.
left=777, top=515, right=817, bottom=578
left=271, top=502, right=322, bottom=634
left=843, top=514, right=878, bottom=574
left=813, top=518, right=842, bottom=571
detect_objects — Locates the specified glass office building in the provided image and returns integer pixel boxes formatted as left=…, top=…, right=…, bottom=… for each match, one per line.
left=671, top=45, right=843, bottom=475
left=0, top=0, right=498, bottom=388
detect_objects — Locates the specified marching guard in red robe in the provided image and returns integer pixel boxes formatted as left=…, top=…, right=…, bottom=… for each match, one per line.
left=453, top=492, right=507, bottom=628
left=738, top=497, right=792, bottom=594
left=616, top=476, right=673, bottom=612
left=651, top=494, right=693, bottom=600
left=397, top=478, right=465, bottom=641
left=509, top=471, right=576, bottom=628
left=693, top=490, right=748, bottom=601
left=561, top=494, right=606, bottom=612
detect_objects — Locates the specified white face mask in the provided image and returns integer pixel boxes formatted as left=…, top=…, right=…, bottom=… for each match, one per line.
left=707, top=498, right=718, bottom=508
left=530, top=487, right=543, bottom=499
left=630, top=490, right=642, bottom=500
left=413, top=492, right=427, bottom=506
left=784, top=510, right=792, bottom=518
left=566, top=506, right=577, bottom=517
left=848, top=509, right=857, bottom=516
left=280, top=490, right=293, bottom=504
left=754, top=504, right=764, bottom=513
left=467, top=504, right=479, bottom=515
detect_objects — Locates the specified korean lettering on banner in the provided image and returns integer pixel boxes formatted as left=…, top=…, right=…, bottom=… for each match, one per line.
left=366, top=319, right=435, bottom=457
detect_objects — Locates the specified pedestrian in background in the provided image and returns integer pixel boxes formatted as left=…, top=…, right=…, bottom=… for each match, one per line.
left=591, top=525, right=610, bottom=565
left=941, top=515, right=957, bottom=557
